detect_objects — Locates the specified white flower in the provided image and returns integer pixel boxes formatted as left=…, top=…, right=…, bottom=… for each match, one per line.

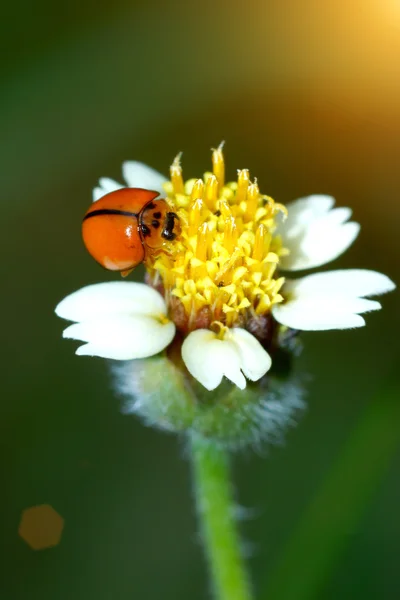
left=55, top=282, right=175, bottom=360
left=57, top=160, right=395, bottom=391
left=182, top=328, right=272, bottom=391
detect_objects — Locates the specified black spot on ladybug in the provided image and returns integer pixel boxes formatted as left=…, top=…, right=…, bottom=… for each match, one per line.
left=141, top=224, right=151, bottom=238
left=146, top=202, right=156, bottom=210
left=152, top=220, right=161, bottom=229
left=153, top=211, right=162, bottom=219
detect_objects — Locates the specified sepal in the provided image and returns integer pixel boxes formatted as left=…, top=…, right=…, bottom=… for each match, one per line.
left=113, top=354, right=305, bottom=451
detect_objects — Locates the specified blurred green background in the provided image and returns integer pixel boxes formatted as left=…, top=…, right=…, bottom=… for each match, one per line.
left=1, top=0, right=399, bottom=598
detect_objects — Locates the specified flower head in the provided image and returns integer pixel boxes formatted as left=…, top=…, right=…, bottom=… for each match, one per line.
left=56, top=146, right=395, bottom=391
left=148, top=146, right=288, bottom=333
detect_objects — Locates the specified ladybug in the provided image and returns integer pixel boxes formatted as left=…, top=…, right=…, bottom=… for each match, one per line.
left=82, top=188, right=180, bottom=275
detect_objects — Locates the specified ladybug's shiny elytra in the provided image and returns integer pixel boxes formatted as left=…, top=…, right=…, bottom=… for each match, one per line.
left=82, top=188, right=180, bottom=275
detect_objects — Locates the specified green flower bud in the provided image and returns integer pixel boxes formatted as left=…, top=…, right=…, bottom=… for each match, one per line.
left=113, top=354, right=305, bottom=451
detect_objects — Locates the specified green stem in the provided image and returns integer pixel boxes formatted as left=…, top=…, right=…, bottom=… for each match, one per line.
left=189, top=433, right=253, bottom=600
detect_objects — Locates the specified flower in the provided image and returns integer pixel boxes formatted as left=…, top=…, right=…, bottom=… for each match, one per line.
left=56, top=146, right=395, bottom=391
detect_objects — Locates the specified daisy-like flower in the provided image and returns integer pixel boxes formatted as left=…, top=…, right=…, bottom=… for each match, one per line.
left=56, top=146, right=395, bottom=391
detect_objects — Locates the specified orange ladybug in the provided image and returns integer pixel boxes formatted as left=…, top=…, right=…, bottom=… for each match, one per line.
left=82, top=188, right=180, bottom=274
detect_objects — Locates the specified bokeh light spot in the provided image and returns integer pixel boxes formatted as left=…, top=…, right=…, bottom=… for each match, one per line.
left=18, top=504, right=64, bottom=550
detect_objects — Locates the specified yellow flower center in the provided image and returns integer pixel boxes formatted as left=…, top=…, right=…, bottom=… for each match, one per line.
left=146, top=145, right=289, bottom=332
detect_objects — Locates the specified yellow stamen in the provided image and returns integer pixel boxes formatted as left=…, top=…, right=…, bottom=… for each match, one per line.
left=236, top=169, right=250, bottom=202
left=170, top=153, right=184, bottom=195
left=188, top=198, right=204, bottom=236
left=245, top=179, right=260, bottom=222
left=224, top=217, right=238, bottom=253
left=252, top=223, right=267, bottom=261
left=219, top=199, right=232, bottom=219
left=212, top=142, right=225, bottom=191
left=190, top=179, right=204, bottom=202
left=196, top=223, right=212, bottom=261
left=204, top=174, right=219, bottom=210
left=210, top=320, right=229, bottom=339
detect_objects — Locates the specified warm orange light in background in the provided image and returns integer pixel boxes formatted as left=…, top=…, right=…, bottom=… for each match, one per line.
left=18, top=505, right=64, bottom=551
left=251, top=0, right=400, bottom=101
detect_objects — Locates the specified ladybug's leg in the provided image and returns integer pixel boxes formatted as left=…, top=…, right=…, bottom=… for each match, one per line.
left=120, top=268, right=134, bottom=278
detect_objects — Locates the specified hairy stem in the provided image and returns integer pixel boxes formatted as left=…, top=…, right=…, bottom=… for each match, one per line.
left=190, top=433, right=253, bottom=600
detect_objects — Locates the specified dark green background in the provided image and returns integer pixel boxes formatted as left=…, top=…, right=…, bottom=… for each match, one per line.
left=1, top=1, right=399, bottom=598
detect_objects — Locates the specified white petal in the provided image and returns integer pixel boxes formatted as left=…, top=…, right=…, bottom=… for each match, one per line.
left=278, top=195, right=360, bottom=271
left=272, top=269, right=395, bottom=331
left=272, top=298, right=366, bottom=330
left=92, top=178, right=123, bottom=202
left=63, top=315, right=175, bottom=360
left=182, top=330, right=246, bottom=391
left=283, top=269, right=395, bottom=298
left=99, top=177, right=123, bottom=192
left=229, top=329, right=272, bottom=381
left=93, top=187, right=104, bottom=201
left=318, top=206, right=352, bottom=225
left=55, top=282, right=167, bottom=323
left=273, top=306, right=366, bottom=330
left=282, top=194, right=335, bottom=223
left=122, top=161, right=168, bottom=195
left=280, top=294, right=380, bottom=318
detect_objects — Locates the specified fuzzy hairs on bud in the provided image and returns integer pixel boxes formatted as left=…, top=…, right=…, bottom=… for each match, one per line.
left=112, top=355, right=306, bottom=452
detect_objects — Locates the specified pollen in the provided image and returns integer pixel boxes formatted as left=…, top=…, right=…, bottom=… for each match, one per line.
left=146, top=146, right=289, bottom=332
